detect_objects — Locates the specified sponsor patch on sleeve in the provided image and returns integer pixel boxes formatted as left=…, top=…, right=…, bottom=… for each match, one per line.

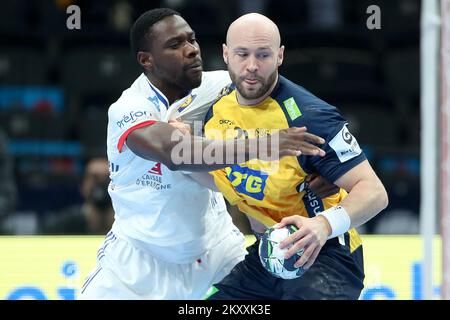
left=329, top=124, right=362, bottom=163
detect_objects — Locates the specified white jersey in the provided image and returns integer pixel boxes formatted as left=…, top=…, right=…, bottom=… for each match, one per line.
left=107, top=71, right=232, bottom=263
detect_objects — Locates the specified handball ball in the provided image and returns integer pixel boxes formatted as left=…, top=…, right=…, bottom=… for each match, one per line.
left=258, top=225, right=307, bottom=279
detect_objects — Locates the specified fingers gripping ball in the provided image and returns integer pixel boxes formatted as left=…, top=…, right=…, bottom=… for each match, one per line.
left=258, top=225, right=307, bottom=279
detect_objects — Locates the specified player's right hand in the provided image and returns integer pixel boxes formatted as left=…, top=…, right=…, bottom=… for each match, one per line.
left=276, top=214, right=330, bottom=269
left=277, top=127, right=325, bottom=158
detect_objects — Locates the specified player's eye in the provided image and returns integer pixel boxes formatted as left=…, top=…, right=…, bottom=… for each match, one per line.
left=169, top=42, right=181, bottom=49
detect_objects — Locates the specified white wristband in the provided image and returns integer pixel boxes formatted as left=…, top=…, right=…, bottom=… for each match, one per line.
left=318, top=206, right=351, bottom=239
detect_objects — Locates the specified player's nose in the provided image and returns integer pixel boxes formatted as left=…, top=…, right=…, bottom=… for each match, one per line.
left=246, top=55, right=258, bottom=73
left=185, top=41, right=200, bottom=58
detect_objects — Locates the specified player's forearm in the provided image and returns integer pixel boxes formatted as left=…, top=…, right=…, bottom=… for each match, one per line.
left=127, top=122, right=264, bottom=171
left=167, top=134, right=260, bottom=171
left=338, top=178, right=389, bottom=229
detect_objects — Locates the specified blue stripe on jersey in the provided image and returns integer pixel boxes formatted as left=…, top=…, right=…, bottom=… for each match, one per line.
left=110, top=163, right=119, bottom=172
left=148, top=82, right=169, bottom=109
left=81, top=266, right=102, bottom=294
left=97, top=234, right=116, bottom=261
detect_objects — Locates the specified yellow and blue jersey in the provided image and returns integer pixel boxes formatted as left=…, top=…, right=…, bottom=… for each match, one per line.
left=204, top=76, right=366, bottom=252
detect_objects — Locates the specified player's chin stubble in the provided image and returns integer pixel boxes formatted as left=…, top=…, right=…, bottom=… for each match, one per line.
left=187, top=72, right=202, bottom=89
left=230, top=69, right=278, bottom=100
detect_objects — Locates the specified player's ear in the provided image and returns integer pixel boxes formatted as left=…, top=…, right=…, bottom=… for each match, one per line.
left=222, top=44, right=228, bottom=65
left=277, top=45, right=285, bottom=67
left=137, top=51, right=153, bottom=71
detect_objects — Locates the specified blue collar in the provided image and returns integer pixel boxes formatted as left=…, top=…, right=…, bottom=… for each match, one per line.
left=147, top=81, right=169, bottom=109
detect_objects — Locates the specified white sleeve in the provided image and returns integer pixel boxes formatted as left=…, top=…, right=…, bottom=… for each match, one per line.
left=174, top=71, right=231, bottom=128
left=108, top=95, right=161, bottom=153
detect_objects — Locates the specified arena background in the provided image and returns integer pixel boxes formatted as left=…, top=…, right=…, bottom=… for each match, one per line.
left=0, top=0, right=445, bottom=300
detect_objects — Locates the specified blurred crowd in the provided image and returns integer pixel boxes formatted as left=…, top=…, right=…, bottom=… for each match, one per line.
left=0, top=0, right=421, bottom=235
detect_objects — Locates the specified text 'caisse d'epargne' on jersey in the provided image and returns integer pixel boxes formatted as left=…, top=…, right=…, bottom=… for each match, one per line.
left=204, top=76, right=366, bottom=252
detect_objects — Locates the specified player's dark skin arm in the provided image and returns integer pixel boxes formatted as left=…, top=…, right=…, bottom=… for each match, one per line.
left=127, top=122, right=326, bottom=172
left=307, top=173, right=340, bottom=198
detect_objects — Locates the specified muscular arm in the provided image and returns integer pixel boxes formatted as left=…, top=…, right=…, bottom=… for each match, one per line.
left=127, top=122, right=258, bottom=171
left=333, top=160, right=389, bottom=229
left=279, top=160, right=388, bottom=269
left=126, top=122, right=326, bottom=172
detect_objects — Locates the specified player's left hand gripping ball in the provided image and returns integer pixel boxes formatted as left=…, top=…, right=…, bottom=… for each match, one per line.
left=258, top=225, right=307, bottom=279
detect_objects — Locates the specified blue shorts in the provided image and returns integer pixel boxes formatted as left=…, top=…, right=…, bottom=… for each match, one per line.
left=207, top=236, right=364, bottom=300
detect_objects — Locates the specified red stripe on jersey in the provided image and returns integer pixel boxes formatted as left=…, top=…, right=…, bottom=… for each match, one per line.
left=117, top=120, right=157, bottom=153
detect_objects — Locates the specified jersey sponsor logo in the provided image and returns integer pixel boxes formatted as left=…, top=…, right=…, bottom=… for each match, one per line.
left=136, top=173, right=171, bottom=190
left=302, top=188, right=324, bottom=217
left=148, top=162, right=162, bottom=175
left=225, top=165, right=268, bottom=200
left=135, top=163, right=171, bottom=190
left=329, top=124, right=362, bottom=163
left=219, top=119, right=235, bottom=126
left=177, top=94, right=197, bottom=113
left=283, top=97, right=302, bottom=121
left=116, top=110, right=150, bottom=129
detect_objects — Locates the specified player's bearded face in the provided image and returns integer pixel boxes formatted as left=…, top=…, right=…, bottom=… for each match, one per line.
left=226, top=43, right=279, bottom=101
left=229, top=67, right=278, bottom=100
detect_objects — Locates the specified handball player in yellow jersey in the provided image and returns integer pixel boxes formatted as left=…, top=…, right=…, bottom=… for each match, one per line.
left=204, top=13, right=388, bottom=300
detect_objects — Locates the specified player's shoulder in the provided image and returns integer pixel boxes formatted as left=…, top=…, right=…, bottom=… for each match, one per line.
left=193, top=70, right=231, bottom=95
left=108, top=74, right=159, bottom=116
left=273, top=76, right=342, bottom=123
left=273, top=76, right=332, bottom=111
left=109, top=91, right=154, bottom=115
left=206, top=70, right=235, bottom=105
left=200, top=70, right=230, bottom=83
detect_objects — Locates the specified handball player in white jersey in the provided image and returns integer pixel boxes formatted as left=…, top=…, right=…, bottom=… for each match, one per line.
left=79, top=8, right=327, bottom=300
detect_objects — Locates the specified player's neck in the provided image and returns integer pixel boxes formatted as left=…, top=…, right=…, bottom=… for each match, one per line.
left=146, top=74, right=188, bottom=105
left=236, top=73, right=279, bottom=106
